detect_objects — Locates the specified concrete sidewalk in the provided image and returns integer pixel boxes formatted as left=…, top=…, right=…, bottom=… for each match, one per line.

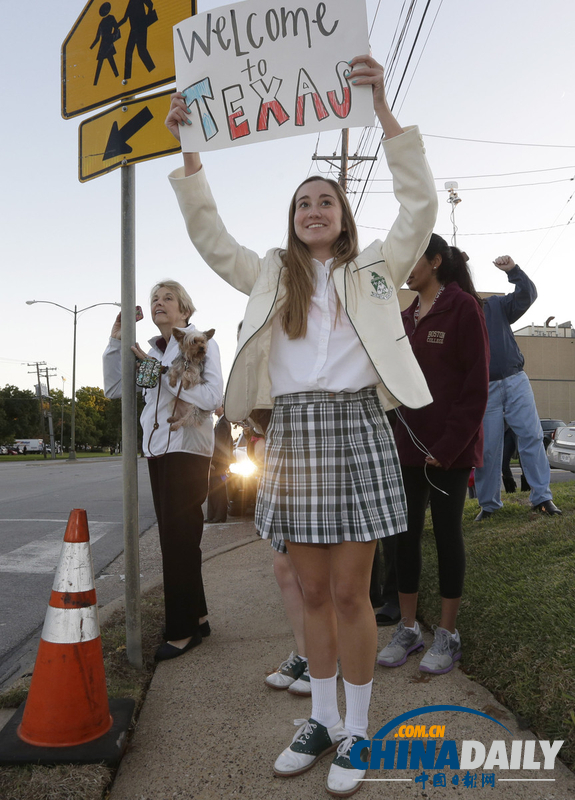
left=108, top=526, right=575, bottom=800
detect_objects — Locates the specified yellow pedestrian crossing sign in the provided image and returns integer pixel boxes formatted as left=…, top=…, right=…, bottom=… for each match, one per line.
left=62, top=0, right=195, bottom=119
left=78, top=90, right=181, bottom=181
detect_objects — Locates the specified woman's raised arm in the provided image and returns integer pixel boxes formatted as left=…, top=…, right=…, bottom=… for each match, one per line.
left=165, top=92, right=203, bottom=177
left=347, top=55, right=403, bottom=139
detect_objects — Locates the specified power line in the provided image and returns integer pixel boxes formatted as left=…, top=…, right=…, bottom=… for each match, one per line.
left=524, top=191, right=575, bottom=271
left=423, top=133, right=575, bottom=149
left=357, top=221, right=574, bottom=236
left=352, top=165, right=575, bottom=181
left=368, top=0, right=384, bottom=36
left=355, top=176, right=575, bottom=193
left=395, top=0, right=445, bottom=117
left=354, top=0, right=440, bottom=217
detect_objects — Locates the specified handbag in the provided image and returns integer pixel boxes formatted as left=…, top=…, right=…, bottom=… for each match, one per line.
left=136, top=357, right=164, bottom=388
left=146, top=7, right=158, bottom=26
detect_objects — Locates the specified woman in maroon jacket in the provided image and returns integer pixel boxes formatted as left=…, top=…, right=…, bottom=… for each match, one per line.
left=377, top=234, right=489, bottom=675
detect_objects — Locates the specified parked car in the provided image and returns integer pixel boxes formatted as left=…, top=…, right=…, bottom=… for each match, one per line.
left=540, top=419, right=566, bottom=452
left=0, top=445, right=8, bottom=455
left=547, top=423, right=575, bottom=472
left=226, top=432, right=259, bottom=517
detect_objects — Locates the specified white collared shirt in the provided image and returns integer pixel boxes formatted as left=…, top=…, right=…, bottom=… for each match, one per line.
left=268, top=258, right=380, bottom=397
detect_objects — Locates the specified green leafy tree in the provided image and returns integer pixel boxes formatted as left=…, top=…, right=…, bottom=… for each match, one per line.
left=0, top=385, right=43, bottom=441
left=1, top=383, right=145, bottom=452
left=74, top=386, right=109, bottom=449
left=48, top=388, right=71, bottom=450
left=103, top=397, right=123, bottom=449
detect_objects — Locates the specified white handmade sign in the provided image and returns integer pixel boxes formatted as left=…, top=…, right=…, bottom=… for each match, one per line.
left=173, top=0, right=373, bottom=152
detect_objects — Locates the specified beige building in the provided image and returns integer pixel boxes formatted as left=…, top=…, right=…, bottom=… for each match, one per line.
left=515, top=323, right=575, bottom=423
left=398, top=289, right=575, bottom=423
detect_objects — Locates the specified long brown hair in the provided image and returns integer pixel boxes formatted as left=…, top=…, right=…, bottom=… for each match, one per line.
left=280, top=176, right=359, bottom=339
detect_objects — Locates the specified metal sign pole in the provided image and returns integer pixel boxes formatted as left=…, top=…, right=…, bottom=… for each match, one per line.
left=120, top=162, right=142, bottom=669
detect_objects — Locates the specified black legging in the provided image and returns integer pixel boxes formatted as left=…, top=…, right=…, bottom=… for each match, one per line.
left=148, top=452, right=210, bottom=640
left=395, top=465, right=470, bottom=599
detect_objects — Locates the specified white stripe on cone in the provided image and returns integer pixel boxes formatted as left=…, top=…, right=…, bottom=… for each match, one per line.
left=52, top=542, right=95, bottom=593
left=42, top=606, right=101, bottom=644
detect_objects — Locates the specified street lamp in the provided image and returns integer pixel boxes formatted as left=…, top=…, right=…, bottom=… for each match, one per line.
left=61, top=376, right=66, bottom=455
left=26, top=300, right=121, bottom=460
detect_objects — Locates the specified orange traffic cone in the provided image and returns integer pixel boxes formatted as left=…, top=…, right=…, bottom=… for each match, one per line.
left=17, top=509, right=113, bottom=747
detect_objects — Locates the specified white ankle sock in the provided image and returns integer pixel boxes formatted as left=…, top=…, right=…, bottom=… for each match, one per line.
left=405, top=620, right=419, bottom=632
left=310, top=673, right=339, bottom=729
left=343, top=678, right=373, bottom=739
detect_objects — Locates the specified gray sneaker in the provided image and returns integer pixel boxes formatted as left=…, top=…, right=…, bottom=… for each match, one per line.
left=265, top=652, right=307, bottom=689
left=419, top=626, right=461, bottom=674
left=377, top=621, right=424, bottom=667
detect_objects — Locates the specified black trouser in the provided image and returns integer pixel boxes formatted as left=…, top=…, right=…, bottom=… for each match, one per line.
left=148, top=452, right=210, bottom=640
left=396, top=466, right=470, bottom=599
left=207, top=471, right=228, bottom=521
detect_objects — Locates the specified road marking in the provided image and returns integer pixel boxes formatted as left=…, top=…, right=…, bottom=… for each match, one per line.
left=0, top=519, right=71, bottom=523
left=0, top=522, right=113, bottom=574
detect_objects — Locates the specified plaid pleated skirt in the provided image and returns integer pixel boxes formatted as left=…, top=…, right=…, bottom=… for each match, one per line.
left=254, top=388, right=407, bottom=553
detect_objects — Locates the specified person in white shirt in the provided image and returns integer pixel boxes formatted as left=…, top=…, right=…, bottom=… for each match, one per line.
left=103, top=281, right=223, bottom=662
left=165, top=55, right=437, bottom=796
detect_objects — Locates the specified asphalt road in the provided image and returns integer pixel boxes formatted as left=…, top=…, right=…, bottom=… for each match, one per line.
left=512, top=465, right=575, bottom=483
left=0, top=457, right=155, bottom=688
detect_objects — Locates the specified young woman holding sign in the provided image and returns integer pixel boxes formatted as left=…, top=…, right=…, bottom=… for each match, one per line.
left=165, top=55, right=437, bottom=797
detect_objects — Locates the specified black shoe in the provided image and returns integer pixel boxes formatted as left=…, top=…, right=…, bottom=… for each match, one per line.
left=474, top=508, right=494, bottom=522
left=502, top=476, right=517, bottom=493
left=162, top=621, right=210, bottom=640
left=533, top=500, right=562, bottom=516
left=375, top=602, right=401, bottom=627
left=155, top=631, right=202, bottom=661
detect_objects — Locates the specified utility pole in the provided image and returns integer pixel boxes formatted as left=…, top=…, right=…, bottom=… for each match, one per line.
left=41, top=366, right=58, bottom=460
left=61, top=376, right=66, bottom=455
left=27, top=362, right=47, bottom=440
left=312, top=128, right=377, bottom=193
left=444, top=181, right=462, bottom=247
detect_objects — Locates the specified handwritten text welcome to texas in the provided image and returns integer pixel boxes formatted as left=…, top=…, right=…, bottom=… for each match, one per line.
left=174, top=3, right=357, bottom=145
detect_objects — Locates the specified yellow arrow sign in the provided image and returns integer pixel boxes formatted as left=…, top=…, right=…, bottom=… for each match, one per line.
left=78, top=90, right=180, bottom=182
left=62, top=0, right=195, bottom=119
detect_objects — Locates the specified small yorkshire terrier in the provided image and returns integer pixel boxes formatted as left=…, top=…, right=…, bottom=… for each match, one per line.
left=166, top=327, right=215, bottom=431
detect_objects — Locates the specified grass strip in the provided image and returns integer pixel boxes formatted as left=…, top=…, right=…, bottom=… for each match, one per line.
left=0, top=586, right=164, bottom=800
left=417, top=481, right=575, bottom=769
left=0, top=453, right=119, bottom=463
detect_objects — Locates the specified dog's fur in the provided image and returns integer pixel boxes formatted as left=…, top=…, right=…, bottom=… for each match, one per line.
left=166, top=327, right=215, bottom=431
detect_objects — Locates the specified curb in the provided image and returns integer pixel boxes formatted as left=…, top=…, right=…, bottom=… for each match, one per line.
left=98, top=534, right=261, bottom=627
left=0, top=533, right=261, bottom=735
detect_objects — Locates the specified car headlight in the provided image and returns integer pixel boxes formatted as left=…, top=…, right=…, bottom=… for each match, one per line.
left=229, top=459, right=257, bottom=477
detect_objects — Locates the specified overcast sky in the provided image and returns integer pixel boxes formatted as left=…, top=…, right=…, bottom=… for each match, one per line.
left=2, top=0, right=574, bottom=398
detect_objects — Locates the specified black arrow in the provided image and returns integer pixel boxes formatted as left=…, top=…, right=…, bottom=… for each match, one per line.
left=103, top=107, right=154, bottom=161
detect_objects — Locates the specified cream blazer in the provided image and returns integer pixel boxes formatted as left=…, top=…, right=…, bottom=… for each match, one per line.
left=169, top=125, right=438, bottom=422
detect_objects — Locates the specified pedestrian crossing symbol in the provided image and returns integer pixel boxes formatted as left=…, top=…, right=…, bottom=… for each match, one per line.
left=62, top=0, right=195, bottom=119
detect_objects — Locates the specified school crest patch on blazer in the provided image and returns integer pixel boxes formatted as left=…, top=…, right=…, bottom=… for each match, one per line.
left=370, top=271, right=393, bottom=300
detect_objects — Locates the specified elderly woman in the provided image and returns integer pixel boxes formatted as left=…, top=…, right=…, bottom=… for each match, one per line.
left=103, top=280, right=223, bottom=660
